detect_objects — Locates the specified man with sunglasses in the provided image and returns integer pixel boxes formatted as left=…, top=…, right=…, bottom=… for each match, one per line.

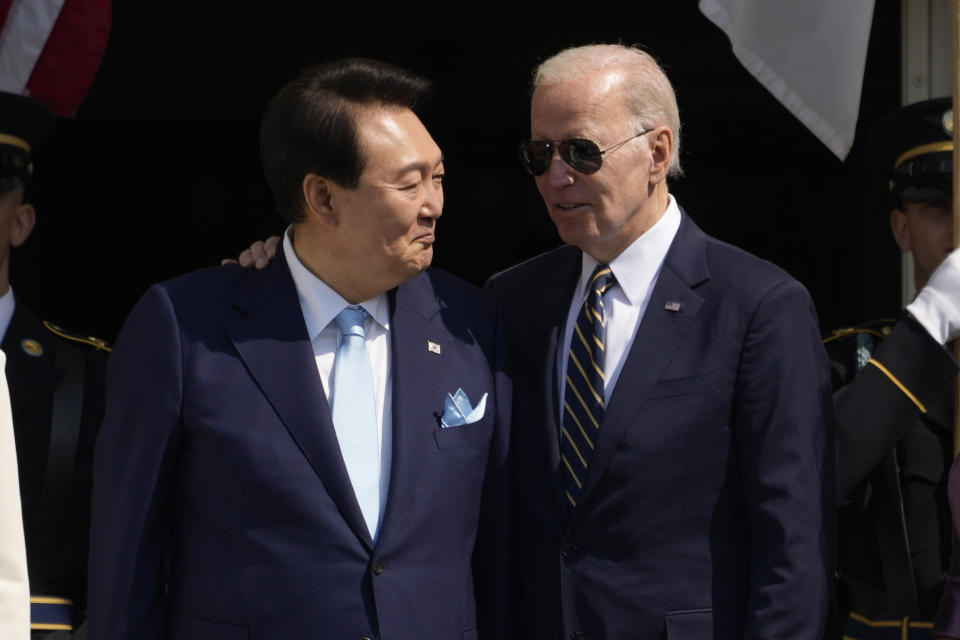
left=486, top=44, right=835, bottom=639
left=237, top=44, right=835, bottom=639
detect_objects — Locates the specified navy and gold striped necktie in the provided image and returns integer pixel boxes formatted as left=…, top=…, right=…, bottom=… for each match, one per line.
left=561, top=264, right=616, bottom=511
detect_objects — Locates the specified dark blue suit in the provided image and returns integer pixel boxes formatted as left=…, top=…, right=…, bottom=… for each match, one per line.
left=88, top=246, right=514, bottom=640
left=488, top=212, right=835, bottom=639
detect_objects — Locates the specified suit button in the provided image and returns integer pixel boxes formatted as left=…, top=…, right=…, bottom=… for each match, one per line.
left=562, top=542, right=578, bottom=560
left=373, top=561, right=384, bottom=575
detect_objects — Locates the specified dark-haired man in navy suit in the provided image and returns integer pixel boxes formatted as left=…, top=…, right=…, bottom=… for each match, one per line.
left=87, top=58, right=514, bottom=640
left=487, top=44, right=835, bottom=639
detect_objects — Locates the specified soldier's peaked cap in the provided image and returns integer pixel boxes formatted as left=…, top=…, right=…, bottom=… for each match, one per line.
left=0, top=91, right=56, bottom=193
left=869, top=97, right=953, bottom=205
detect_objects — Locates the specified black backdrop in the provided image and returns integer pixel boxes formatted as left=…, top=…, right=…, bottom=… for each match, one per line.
left=15, top=2, right=902, bottom=341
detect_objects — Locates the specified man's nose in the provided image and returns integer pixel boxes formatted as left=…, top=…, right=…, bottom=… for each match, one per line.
left=544, top=151, right=575, bottom=187
left=421, top=181, right=443, bottom=219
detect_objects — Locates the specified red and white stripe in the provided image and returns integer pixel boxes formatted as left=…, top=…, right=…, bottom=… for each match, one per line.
left=0, top=0, right=110, bottom=117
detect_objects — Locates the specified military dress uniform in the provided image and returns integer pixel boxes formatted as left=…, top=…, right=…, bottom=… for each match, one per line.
left=5, top=303, right=109, bottom=639
left=827, top=315, right=957, bottom=639
left=0, top=90, right=110, bottom=638
left=823, top=96, right=960, bottom=640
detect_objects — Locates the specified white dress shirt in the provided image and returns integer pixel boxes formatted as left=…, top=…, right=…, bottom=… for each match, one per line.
left=283, top=229, right=393, bottom=532
left=0, top=348, right=29, bottom=640
left=558, top=195, right=682, bottom=411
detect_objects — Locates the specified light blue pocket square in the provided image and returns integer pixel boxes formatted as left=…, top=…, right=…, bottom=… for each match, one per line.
left=441, top=388, right=488, bottom=428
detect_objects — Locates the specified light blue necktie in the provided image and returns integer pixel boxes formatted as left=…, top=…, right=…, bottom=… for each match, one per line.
left=332, top=306, right=380, bottom=540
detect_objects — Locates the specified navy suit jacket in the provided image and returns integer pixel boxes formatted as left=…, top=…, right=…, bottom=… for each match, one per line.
left=88, top=247, right=514, bottom=640
left=487, top=212, right=835, bottom=640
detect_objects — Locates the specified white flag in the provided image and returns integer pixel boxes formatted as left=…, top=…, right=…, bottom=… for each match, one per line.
left=699, top=0, right=875, bottom=159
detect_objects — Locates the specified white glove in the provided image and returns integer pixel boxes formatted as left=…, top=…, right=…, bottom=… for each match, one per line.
left=907, top=246, right=960, bottom=344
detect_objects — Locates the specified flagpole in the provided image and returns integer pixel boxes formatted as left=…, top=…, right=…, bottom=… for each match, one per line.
left=952, top=0, right=960, bottom=456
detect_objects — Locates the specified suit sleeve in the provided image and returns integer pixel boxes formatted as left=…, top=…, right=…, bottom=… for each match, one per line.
left=733, top=278, right=835, bottom=640
left=833, top=316, right=958, bottom=501
left=472, top=305, right=518, bottom=640
left=88, top=286, right=183, bottom=640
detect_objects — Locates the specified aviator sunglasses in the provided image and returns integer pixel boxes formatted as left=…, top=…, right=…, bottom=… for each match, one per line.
left=518, top=128, right=654, bottom=176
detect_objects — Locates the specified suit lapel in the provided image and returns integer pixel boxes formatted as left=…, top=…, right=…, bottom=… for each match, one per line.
left=376, top=272, right=442, bottom=543
left=228, top=251, right=374, bottom=550
left=531, top=249, right=583, bottom=514
left=575, top=213, right=709, bottom=514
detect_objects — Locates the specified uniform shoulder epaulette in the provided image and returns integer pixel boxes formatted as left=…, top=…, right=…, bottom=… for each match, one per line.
left=823, top=318, right=898, bottom=345
left=823, top=318, right=899, bottom=383
left=42, top=320, right=111, bottom=352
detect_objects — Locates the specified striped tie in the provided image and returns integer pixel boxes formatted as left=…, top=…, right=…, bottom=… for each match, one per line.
left=561, top=264, right=616, bottom=510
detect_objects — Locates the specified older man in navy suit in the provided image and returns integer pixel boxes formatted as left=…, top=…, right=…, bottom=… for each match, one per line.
left=87, top=59, right=514, bottom=640
left=487, top=44, right=835, bottom=639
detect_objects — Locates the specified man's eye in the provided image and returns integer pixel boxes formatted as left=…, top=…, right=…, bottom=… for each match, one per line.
left=433, top=173, right=445, bottom=184
left=400, top=182, right=420, bottom=191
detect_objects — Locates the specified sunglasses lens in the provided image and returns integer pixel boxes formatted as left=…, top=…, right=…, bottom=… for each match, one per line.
left=560, top=139, right=603, bottom=174
left=518, top=138, right=604, bottom=175
left=519, top=141, right=552, bottom=176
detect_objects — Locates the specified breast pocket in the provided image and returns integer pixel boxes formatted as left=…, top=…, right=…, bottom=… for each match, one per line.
left=665, top=605, right=745, bottom=639
left=647, top=372, right=716, bottom=400
left=433, top=414, right=494, bottom=449
left=169, top=610, right=248, bottom=639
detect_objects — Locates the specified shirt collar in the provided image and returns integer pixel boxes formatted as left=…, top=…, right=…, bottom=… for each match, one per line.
left=578, top=194, right=682, bottom=305
left=282, top=227, right=390, bottom=340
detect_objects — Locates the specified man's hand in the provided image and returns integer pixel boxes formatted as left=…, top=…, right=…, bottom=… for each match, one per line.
left=907, top=246, right=960, bottom=344
left=221, top=236, right=281, bottom=269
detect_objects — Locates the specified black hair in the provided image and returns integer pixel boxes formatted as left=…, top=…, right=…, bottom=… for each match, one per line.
left=259, top=57, right=433, bottom=224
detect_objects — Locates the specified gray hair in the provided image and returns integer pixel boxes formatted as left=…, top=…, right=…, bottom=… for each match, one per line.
left=533, top=44, right=683, bottom=177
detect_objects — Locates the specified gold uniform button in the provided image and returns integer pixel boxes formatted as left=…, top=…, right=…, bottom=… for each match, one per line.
left=21, top=339, right=43, bottom=357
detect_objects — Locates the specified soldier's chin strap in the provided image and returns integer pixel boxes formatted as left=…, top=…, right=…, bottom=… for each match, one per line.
left=28, top=340, right=84, bottom=632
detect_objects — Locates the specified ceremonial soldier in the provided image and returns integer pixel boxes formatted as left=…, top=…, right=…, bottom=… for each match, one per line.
left=0, top=91, right=109, bottom=639
left=828, top=98, right=960, bottom=640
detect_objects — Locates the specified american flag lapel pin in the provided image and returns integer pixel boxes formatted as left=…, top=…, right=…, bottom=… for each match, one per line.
left=664, top=301, right=682, bottom=312
left=427, top=340, right=441, bottom=354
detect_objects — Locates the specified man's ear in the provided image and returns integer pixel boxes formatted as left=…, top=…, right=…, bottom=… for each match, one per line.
left=302, top=173, right=337, bottom=226
left=890, top=207, right=911, bottom=252
left=648, top=127, right=674, bottom=184
left=10, top=202, right=35, bottom=248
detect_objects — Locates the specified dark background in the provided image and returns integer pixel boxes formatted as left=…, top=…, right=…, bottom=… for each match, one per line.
left=16, top=2, right=903, bottom=341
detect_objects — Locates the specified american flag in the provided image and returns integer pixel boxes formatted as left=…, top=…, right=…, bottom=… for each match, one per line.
left=0, top=0, right=110, bottom=117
